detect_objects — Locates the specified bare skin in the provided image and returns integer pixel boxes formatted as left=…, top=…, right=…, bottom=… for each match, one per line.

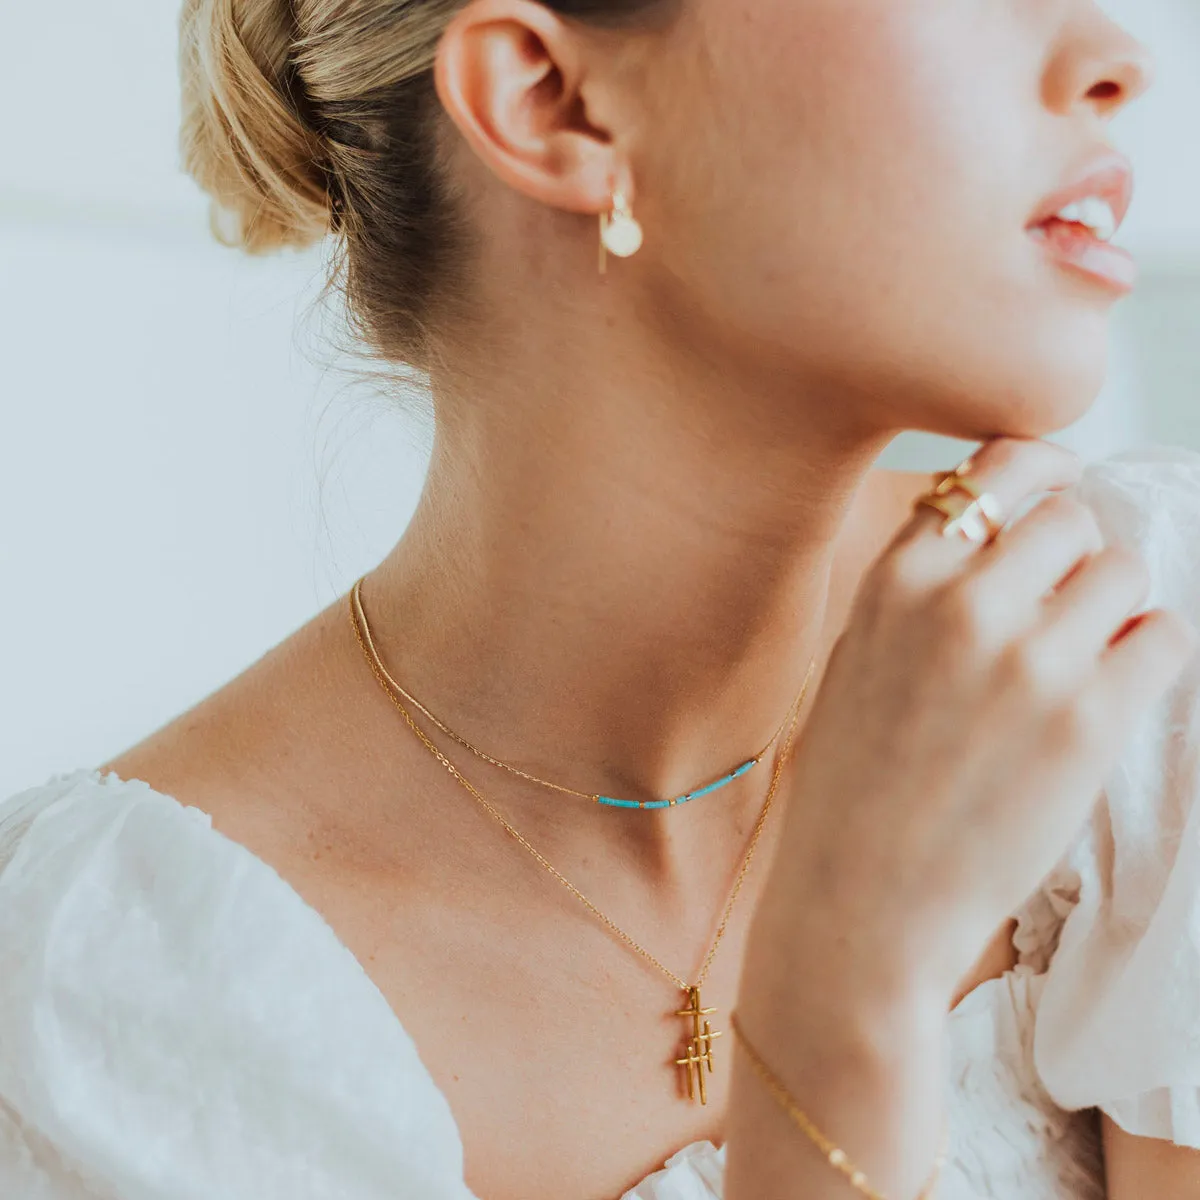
left=99, top=466, right=1017, bottom=1200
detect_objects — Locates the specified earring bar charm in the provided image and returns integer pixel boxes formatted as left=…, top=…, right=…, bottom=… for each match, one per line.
left=599, top=188, right=644, bottom=275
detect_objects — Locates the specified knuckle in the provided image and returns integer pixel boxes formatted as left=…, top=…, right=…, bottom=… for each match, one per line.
left=1163, top=608, right=1200, bottom=651
left=1133, top=607, right=1197, bottom=662
left=1047, top=694, right=1103, bottom=755
left=937, top=577, right=998, bottom=649
left=1040, top=493, right=1103, bottom=550
left=999, top=637, right=1062, bottom=702
left=868, top=547, right=926, bottom=603
left=1107, top=544, right=1152, bottom=596
left=981, top=437, right=1027, bottom=475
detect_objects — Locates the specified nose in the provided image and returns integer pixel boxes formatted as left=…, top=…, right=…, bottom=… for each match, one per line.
left=1044, top=7, right=1157, bottom=118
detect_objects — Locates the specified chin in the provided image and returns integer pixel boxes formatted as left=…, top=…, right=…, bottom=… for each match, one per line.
left=945, top=307, right=1117, bottom=438
left=978, top=375, right=1107, bottom=440
left=999, top=345, right=1112, bottom=437
left=881, top=347, right=1111, bottom=444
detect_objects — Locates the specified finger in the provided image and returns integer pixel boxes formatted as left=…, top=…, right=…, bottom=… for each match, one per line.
left=1033, top=544, right=1151, bottom=667
left=960, top=492, right=1106, bottom=639
left=890, top=436, right=1084, bottom=582
left=1094, top=608, right=1200, bottom=734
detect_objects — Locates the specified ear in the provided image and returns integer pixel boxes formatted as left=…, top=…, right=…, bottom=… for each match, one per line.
left=433, top=0, right=633, bottom=216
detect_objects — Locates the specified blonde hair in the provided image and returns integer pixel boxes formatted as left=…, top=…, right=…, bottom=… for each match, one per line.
left=179, top=0, right=665, bottom=369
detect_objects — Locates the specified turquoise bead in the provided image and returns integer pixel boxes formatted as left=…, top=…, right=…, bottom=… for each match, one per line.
left=594, top=756, right=761, bottom=811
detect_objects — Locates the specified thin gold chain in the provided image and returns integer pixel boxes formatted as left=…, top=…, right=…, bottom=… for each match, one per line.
left=349, top=574, right=800, bottom=804
left=348, top=577, right=818, bottom=992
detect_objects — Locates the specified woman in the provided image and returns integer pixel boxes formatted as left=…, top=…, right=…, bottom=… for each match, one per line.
left=3, top=0, right=1200, bottom=1196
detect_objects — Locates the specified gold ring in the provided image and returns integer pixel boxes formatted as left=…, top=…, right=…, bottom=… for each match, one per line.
left=933, top=470, right=1007, bottom=529
left=916, top=470, right=1006, bottom=546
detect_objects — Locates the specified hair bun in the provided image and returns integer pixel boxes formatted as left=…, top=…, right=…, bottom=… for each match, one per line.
left=180, top=0, right=332, bottom=254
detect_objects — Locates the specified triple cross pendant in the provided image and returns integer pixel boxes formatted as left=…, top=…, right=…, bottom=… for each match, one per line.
left=674, top=986, right=723, bottom=1105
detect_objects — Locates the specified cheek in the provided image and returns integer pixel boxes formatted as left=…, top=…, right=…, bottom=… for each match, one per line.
left=685, top=0, right=1024, bottom=246
left=655, top=0, right=1108, bottom=430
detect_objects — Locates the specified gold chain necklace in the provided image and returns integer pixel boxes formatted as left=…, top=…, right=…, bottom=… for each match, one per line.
left=349, top=574, right=799, bottom=811
left=348, top=577, right=817, bottom=1105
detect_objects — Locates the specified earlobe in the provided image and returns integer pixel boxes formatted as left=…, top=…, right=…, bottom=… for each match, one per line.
left=432, top=0, right=621, bottom=219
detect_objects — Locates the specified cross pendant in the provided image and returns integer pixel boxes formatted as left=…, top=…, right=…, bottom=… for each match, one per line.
left=674, top=986, right=723, bottom=1105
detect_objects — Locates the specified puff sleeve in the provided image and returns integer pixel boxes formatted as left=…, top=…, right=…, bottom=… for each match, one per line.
left=0, top=768, right=480, bottom=1199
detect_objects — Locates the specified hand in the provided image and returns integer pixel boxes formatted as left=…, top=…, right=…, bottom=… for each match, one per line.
left=751, top=436, right=1200, bottom=1007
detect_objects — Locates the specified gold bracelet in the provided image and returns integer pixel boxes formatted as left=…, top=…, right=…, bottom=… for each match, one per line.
left=728, top=1009, right=948, bottom=1200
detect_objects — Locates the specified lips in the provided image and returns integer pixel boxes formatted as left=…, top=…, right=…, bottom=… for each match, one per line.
left=1025, top=152, right=1135, bottom=236
left=1028, top=214, right=1138, bottom=294
left=1024, top=151, right=1137, bottom=294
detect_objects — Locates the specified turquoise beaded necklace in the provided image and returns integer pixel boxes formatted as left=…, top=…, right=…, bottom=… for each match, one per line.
left=351, top=574, right=809, bottom=811
left=596, top=756, right=759, bottom=809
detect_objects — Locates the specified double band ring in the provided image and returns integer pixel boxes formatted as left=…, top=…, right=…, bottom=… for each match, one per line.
left=915, top=465, right=1007, bottom=547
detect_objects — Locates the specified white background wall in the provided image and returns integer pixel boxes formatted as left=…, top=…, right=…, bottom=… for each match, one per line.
left=2, top=0, right=1199, bottom=797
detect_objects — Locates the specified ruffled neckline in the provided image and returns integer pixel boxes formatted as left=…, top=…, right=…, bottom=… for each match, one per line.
left=34, top=766, right=1057, bottom=1199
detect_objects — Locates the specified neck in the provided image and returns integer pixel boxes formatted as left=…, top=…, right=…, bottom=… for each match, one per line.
left=362, top=294, right=901, bottom=884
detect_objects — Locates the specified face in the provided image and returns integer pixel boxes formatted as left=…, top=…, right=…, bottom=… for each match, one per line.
left=634, top=0, right=1154, bottom=440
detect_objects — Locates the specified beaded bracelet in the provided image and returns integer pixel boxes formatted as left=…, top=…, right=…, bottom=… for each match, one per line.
left=728, top=1009, right=949, bottom=1199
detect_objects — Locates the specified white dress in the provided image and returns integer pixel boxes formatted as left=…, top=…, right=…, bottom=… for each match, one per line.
left=5, top=445, right=1200, bottom=1200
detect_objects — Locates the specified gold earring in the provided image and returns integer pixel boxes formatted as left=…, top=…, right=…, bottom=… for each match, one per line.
left=598, top=188, right=644, bottom=275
